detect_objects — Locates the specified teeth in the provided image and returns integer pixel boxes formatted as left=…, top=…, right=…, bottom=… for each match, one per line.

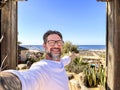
left=51, top=50, right=57, bottom=51
left=52, top=49, right=60, bottom=51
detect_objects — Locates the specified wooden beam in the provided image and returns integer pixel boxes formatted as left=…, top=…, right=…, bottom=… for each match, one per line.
left=0, top=0, right=18, bottom=69
left=97, top=0, right=111, bottom=2
left=107, top=0, right=120, bottom=89
left=14, top=0, right=28, bottom=1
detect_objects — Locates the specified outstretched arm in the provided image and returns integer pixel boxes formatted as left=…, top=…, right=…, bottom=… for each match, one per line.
left=0, top=72, right=22, bottom=90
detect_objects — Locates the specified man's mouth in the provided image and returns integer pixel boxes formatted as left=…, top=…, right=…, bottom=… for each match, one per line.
left=50, top=48, right=61, bottom=54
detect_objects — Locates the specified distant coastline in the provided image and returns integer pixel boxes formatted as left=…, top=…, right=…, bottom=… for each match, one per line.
left=21, top=45, right=106, bottom=51
left=78, top=45, right=106, bottom=50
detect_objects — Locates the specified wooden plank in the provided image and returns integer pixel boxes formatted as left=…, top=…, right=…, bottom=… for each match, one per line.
left=97, top=0, right=111, bottom=2
left=0, top=0, right=18, bottom=69
left=107, top=0, right=120, bottom=90
left=113, top=0, right=120, bottom=89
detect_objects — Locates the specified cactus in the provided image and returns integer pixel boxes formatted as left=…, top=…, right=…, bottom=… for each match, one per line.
left=98, top=65, right=106, bottom=87
left=92, top=68, right=97, bottom=86
left=83, top=64, right=106, bottom=88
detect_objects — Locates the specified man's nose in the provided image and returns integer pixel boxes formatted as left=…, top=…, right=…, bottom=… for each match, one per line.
left=54, top=43, right=59, bottom=47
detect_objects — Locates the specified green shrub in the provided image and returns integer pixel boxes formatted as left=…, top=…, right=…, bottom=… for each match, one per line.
left=62, top=41, right=79, bottom=55
left=83, top=65, right=106, bottom=88
left=65, top=56, right=88, bottom=74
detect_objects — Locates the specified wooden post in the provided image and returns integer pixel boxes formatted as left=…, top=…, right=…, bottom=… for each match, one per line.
left=0, top=0, right=18, bottom=69
left=106, top=0, right=120, bottom=90
left=97, top=0, right=120, bottom=90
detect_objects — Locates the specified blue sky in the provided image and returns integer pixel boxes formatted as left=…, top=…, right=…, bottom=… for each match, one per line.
left=18, top=0, right=106, bottom=45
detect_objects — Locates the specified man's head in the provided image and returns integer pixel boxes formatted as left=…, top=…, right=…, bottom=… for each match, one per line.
left=43, top=30, right=64, bottom=61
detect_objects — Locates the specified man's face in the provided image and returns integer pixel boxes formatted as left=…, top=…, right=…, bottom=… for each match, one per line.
left=43, top=34, right=64, bottom=61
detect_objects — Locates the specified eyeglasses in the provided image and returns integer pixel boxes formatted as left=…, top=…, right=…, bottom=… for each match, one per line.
left=47, top=40, right=64, bottom=46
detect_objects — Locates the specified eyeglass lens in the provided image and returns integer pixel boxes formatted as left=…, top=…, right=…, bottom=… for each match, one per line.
left=47, top=40, right=63, bottom=46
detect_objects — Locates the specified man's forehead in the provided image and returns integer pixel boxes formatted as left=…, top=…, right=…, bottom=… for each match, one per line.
left=47, top=34, right=61, bottom=39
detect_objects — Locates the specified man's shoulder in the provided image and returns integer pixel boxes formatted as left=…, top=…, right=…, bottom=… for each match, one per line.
left=31, top=59, right=48, bottom=67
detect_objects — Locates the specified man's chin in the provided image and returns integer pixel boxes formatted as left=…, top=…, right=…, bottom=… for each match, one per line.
left=51, top=54, right=61, bottom=61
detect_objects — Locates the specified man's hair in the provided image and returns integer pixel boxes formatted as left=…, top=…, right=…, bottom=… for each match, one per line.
left=43, top=30, right=63, bottom=43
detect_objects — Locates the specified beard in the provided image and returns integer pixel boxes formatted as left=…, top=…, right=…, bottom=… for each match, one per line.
left=45, top=48, right=61, bottom=61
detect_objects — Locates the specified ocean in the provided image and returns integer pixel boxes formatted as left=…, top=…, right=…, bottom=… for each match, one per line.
left=78, top=45, right=106, bottom=50
left=21, top=45, right=106, bottom=51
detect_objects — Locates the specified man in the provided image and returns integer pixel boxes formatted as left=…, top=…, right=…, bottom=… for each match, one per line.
left=0, top=30, right=72, bottom=90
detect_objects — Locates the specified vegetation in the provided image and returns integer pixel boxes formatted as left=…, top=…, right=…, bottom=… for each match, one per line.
left=62, top=41, right=89, bottom=74
left=25, top=52, right=45, bottom=66
left=65, top=56, right=89, bottom=74
left=83, top=65, right=106, bottom=88
left=62, top=41, right=79, bottom=54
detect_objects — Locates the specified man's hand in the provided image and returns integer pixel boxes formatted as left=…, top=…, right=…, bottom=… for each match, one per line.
left=0, top=72, right=22, bottom=90
left=68, top=51, right=75, bottom=58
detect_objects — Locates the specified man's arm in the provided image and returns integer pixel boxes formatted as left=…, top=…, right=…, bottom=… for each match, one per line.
left=0, top=72, right=22, bottom=90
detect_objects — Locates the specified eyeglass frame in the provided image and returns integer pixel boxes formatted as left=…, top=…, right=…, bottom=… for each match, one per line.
left=46, top=40, right=64, bottom=46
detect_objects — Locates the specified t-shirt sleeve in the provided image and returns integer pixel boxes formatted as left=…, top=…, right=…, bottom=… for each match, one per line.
left=61, top=56, right=71, bottom=66
left=4, top=68, right=41, bottom=90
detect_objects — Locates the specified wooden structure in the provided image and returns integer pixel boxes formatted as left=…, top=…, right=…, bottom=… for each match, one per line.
left=106, top=0, right=120, bottom=90
left=0, top=0, right=18, bottom=69
left=98, top=0, right=120, bottom=90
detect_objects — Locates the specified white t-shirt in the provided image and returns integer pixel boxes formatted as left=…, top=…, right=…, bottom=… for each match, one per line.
left=6, top=56, right=71, bottom=90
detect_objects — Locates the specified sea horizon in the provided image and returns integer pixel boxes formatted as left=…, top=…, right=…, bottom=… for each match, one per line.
left=21, top=45, right=106, bottom=51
